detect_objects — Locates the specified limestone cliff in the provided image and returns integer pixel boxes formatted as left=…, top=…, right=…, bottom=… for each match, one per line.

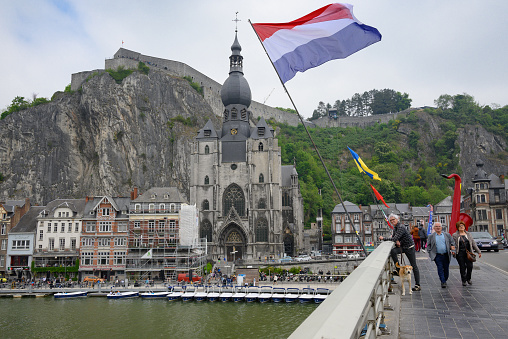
left=0, top=69, right=219, bottom=204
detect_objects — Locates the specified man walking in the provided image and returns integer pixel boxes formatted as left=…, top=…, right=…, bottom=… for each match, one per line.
left=379, top=213, right=421, bottom=292
left=427, top=222, right=456, bottom=288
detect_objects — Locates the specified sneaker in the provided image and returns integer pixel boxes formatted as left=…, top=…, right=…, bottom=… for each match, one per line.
left=467, top=280, right=472, bottom=285
left=441, top=282, right=447, bottom=288
left=422, top=249, right=426, bottom=253
left=411, top=285, right=421, bottom=292
left=462, top=281, right=467, bottom=286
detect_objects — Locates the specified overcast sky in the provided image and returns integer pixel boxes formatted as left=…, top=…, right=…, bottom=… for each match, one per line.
left=1, top=0, right=507, bottom=118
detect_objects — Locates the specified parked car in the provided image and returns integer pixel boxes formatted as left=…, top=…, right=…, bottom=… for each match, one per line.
left=83, top=276, right=105, bottom=283
left=294, top=255, right=312, bottom=262
left=177, top=273, right=202, bottom=283
left=278, top=256, right=293, bottom=263
left=469, top=232, right=501, bottom=252
left=348, top=253, right=360, bottom=259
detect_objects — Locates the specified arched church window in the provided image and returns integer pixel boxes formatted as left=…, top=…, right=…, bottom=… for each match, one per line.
left=241, top=108, right=247, bottom=120
left=231, top=107, right=238, bottom=119
left=202, top=200, right=209, bottom=211
left=200, top=219, right=212, bottom=242
left=256, top=218, right=268, bottom=242
left=204, top=176, right=209, bottom=185
left=259, top=173, right=264, bottom=183
left=223, top=109, right=229, bottom=121
left=282, top=191, right=291, bottom=207
left=223, top=184, right=245, bottom=217
left=258, top=142, right=263, bottom=151
left=205, top=145, right=210, bottom=154
left=258, top=198, right=266, bottom=209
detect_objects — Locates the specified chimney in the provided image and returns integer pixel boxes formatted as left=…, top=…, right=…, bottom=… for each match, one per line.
left=133, top=187, right=138, bottom=200
left=85, top=196, right=90, bottom=203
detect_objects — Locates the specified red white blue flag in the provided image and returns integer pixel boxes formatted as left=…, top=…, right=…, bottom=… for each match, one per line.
left=251, top=3, right=381, bottom=83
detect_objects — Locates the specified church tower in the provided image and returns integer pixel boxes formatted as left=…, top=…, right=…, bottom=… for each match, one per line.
left=190, top=32, right=304, bottom=262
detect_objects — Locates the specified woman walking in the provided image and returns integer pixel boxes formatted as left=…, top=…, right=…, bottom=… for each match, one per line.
left=411, top=225, right=421, bottom=252
left=452, top=221, right=482, bottom=286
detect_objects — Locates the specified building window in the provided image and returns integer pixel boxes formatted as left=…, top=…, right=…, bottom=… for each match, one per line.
left=12, top=240, right=30, bottom=250
left=354, top=214, right=359, bottom=222
left=98, top=252, right=109, bottom=265
left=47, top=223, right=51, bottom=233
left=102, top=208, right=110, bottom=216
left=159, top=204, right=166, bottom=212
left=99, top=221, right=112, bottom=232
left=60, top=223, right=65, bottom=233
left=1, top=239, right=6, bottom=250
left=59, top=238, right=65, bottom=251
left=477, top=210, right=488, bottom=221
left=258, top=127, right=265, bottom=136
left=259, top=173, right=264, bottom=183
left=497, top=225, right=504, bottom=236
left=149, top=204, right=155, bottom=212
left=118, top=222, right=127, bottom=232
left=39, top=230, right=44, bottom=240
left=75, top=223, right=79, bottom=232
left=148, top=220, right=155, bottom=232
left=114, top=237, right=126, bottom=246
left=205, top=145, right=210, bottom=154
left=258, top=142, right=264, bottom=151
left=223, top=184, right=245, bottom=217
left=478, top=224, right=488, bottom=232
left=49, top=238, right=55, bottom=250
left=98, top=238, right=110, bottom=247
left=282, top=191, right=291, bottom=207
left=258, top=198, right=266, bottom=209
left=71, top=238, right=76, bottom=251
left=158, top=221, right=165, bottom=232
left=204, top=176, right=209, bottom=185
left=204, top=129, right=211, bottom=137
left=81, top=251, right=94, bottom=265
left=200, top=219, right=212, bottom=242
left=53, top=224, right=58, bottom=232
left=114, top=251, right=126, bottom=265
left=169, top=220, right=176, bottom=230
left=0, top=255, right=4, bottom=267
left=68, top=223, right=72, bottom=232
left=1, top=224, right=5, bottom=235
left=134, top=221, right=140, bottom=229
left=256, top=218, right=268, bottom=242
left=241, top=108, right=247, bottom=120
left=223, top=109, right=229, bottom=121
left=170, top=204, right=176, bottom=213
left=496, top=209, right=503, bottom=220
left=202, top=200, right=209, bottom=211
left=231, top=107, right=237, bottom=119
left=440, top=216, right=445, bottom=224
left=82, top=238, right=94, bottom=247
left=86, top=222, right=96, bottom=232
left=134, top=204, right=141, bottom=212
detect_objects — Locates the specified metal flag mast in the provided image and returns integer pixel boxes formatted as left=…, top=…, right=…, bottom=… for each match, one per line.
left=248, top=19, right=368, bottom=256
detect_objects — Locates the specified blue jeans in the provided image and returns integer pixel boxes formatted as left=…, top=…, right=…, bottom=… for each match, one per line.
left=434, top=253, right=450, bottom=283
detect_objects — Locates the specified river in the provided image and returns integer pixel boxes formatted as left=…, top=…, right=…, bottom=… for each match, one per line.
left=0, top=297, right=317, bottom=339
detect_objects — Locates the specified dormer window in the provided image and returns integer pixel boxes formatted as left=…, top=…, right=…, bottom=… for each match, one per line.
left=204, top=130, right=211, bottom=137
left=151, top=194, right=156, bottom=199
left=258, top=127, right=265, bottom=136
left=164, top=194, right=169, bottom=199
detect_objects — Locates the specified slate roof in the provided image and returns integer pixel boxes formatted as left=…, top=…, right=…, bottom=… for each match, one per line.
left=281, top=165, right=298, bottom=187
left=38, top=199, right=87, bottom=218
left=332, top=201, right=362, bottom=214
left=10, top=206, right=45, bottom=233
left=133, top=187, right=187, bottom=203
left=83, top=196, right=132, bottom=218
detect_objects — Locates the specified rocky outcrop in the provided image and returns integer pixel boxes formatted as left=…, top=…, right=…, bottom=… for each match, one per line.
left=0, top=69, right=219, bottom=204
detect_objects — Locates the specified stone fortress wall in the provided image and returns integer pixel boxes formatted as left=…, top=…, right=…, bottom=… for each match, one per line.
left=71, top=48, right=402, bottom=129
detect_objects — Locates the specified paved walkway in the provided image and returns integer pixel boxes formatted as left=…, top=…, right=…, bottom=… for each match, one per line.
left=389, top=251, right=508, bottom=338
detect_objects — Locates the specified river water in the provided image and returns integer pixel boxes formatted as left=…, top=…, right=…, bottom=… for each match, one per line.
left=0, top=297, right=317, bottom=338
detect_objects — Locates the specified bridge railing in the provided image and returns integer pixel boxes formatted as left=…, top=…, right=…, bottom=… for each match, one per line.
left=289, top=241, right=394, bottom=339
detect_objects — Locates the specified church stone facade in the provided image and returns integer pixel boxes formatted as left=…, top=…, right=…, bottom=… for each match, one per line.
left=189, top=33, right=304, bottom=262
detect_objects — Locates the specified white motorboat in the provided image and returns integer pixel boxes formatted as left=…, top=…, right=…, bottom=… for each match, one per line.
left=232, top=287, right=246, bottom=302
left=54, top=291, right=88, bottom=299
left=271, top=288, right=286, bottom=303
left=245, top=286, right=260, bottom=303
left=298, top=288, right=315, bottom=303
left=314, top=288, right=330, bottom=304
left=258, top=286, right=273, bottom=303
left=139, top=291, right=169, bottom=299
left=107, top=291, right=139, bottom=299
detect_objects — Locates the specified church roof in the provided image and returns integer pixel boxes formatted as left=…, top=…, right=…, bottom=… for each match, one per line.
left=250, top=118, right=274, bottom=139
left=281, top=165, right=297, bottom=186
left=196, top=120, right=219, bottom=139
left=220, top=33, right=251, bottom=108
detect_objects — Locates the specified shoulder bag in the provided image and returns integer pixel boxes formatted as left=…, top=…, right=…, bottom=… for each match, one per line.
left=461, top=236, right=476, bottom=262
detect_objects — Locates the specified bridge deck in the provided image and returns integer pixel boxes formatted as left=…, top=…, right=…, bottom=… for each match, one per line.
left=387, top=251, right=508, bottom=338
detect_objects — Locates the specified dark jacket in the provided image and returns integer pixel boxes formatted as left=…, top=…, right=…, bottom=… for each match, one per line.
left=384, top=223, right=414, bottom=249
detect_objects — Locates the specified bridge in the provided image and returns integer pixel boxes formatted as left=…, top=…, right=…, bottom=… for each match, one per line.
left=290, top=242, right=508, bottom=338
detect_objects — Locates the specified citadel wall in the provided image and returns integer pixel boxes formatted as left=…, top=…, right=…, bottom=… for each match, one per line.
left=71, top=48, right=400, bottom=129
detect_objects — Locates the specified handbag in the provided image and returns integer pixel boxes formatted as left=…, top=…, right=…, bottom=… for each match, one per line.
left=466, top=249, right=476, bottom=262
left=461, top=235, right=476, bottom=262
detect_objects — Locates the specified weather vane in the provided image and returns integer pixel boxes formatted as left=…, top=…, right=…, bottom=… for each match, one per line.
left=233, top=12, right=241, bottom=32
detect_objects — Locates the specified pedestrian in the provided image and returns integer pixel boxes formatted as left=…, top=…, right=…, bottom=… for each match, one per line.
left=411, top=225, right=421, bottom=251
left=452, top=221, right=481, bottom=286
left=419, top=226, right=428, bottom=253
left=379, top=213, right=421, bottom=292
left=427, top=222, right=456, bottom=288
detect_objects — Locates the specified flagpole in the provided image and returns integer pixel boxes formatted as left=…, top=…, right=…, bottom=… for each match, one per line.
left=249, top=20, right=367, bottom=256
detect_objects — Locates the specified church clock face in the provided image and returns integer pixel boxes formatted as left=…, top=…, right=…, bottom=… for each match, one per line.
left=231, top=128, right=238, bottom=135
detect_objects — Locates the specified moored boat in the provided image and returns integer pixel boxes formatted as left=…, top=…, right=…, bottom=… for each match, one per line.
left=298, top=288, right=314, bottom=303
left=139, top=291, right=169, bottom=299
left=206, top=287, right=220, bottom=302
left=271, top=288, right=285, bottom=303
left=181, top=286, right=196, bottom=302
left=314, top=288, right=330, bottom=304
left=283, top=288, right=300, bottom=303
left=107, top=291, right=139, bottom=299
left=194, top=287, right=208, bottom=302
left=232, top=287, right=246, bottom=302
left=54, top=291, right=88, bottom=299
left=219, top=287, right=233, bottom=302
left=245, top=286, right=260, bottom=303
left=167, top=287, right=183, bottom=301
left=258, top=286, right=273, bottom=303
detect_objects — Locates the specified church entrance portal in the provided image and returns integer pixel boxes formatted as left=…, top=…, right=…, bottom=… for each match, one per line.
left=223, top=226, right=245, bottom=262
left=283, top=231, right=294, bottom=256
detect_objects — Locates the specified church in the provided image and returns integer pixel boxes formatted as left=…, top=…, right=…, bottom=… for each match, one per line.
left=189, top=32, right=304, bottom=262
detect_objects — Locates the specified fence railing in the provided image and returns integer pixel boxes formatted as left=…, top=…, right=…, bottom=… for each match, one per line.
left=289, top=241, right=394, bottom=339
